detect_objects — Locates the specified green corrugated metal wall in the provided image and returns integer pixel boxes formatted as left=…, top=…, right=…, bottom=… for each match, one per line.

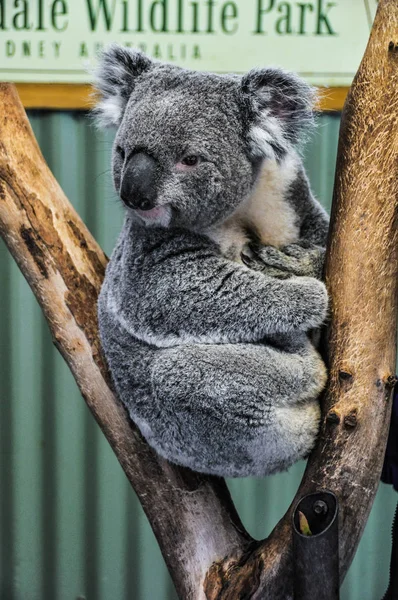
left=0, top=112, right=396, bottom=600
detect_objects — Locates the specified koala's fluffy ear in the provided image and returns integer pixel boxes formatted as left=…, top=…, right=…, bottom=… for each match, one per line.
left=241, top=68, right=317, bottom=159
left=92, top=45, right=153, bottom=128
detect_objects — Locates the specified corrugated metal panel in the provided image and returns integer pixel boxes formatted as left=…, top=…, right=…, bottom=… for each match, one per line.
left=0, top=111, right=396, bottom=600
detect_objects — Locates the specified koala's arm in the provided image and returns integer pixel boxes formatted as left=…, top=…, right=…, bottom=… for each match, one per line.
left=104, top=241, right=328, bottom=346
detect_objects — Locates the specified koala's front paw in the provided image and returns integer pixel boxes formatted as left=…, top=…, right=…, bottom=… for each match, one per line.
left=289, top=277, right=329, bottom=331
left=282, top=243, right=326, bottom=279
left=241, top=247, right=291, bottom=279
left=250, top=242, right=325, bottom=280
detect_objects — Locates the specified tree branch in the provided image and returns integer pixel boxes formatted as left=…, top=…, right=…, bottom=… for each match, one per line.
left=1, top=1, right=397, bottom=597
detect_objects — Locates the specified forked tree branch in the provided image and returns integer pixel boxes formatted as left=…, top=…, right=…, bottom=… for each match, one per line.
left=1, top=1, right=398, bottom=597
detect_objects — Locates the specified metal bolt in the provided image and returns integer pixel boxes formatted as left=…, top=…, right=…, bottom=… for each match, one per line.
left=313, top=500, right=328, bottom=516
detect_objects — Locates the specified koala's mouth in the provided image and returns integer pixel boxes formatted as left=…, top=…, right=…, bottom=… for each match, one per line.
left=134, top=205, right=172, bottom=227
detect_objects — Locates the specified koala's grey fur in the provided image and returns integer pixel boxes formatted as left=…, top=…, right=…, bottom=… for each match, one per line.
left=93, top=45, right=329, bottom=477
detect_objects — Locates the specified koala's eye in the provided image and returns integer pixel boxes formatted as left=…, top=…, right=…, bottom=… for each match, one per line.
left=181, top=155, right=200, bottom=167
left=176, top=154, right=203, bottom=171
left=116, top=146, right=125, bottom=160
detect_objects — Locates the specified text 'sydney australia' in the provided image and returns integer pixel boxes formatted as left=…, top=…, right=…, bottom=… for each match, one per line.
left=0, top=0, right=377, bottom=85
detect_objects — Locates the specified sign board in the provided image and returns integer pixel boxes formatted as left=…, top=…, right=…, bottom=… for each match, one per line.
left=0, top=0, right=377, bottom=87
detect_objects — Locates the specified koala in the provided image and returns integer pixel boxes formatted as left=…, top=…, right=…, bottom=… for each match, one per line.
left=93, top=44, right=329, bottom=478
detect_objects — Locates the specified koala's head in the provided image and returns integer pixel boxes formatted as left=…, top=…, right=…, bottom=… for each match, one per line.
left=93, top=45, right=316, bottom=230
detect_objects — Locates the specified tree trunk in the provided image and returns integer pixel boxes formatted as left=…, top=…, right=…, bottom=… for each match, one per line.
left=0, top=1, right=397, bottom=597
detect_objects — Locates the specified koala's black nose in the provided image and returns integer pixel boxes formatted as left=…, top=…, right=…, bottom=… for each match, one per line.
left=120, top=152, right=158, bottom=210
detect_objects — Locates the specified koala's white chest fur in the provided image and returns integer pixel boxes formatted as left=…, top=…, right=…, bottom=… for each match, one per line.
left=207, top=154, right=300, bottom=261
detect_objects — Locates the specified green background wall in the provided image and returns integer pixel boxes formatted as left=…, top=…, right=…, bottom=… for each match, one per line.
left=0, top=111, right=396, bottom=600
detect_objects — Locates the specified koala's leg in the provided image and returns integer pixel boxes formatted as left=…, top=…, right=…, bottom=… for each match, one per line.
left=146, top=336, right=326, bottom=477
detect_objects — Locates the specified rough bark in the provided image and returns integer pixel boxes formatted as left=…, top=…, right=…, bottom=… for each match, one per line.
left=0, top=1, right=397, bottom=597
